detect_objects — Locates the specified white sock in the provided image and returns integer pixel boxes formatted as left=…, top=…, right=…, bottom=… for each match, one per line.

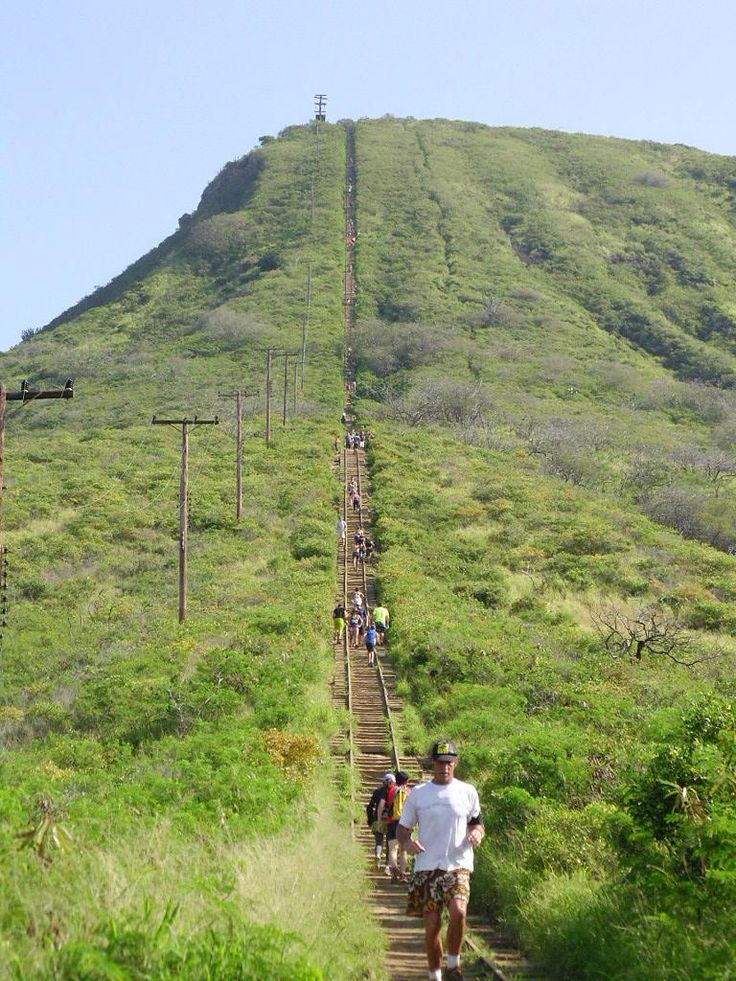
left=447, top=954, right=460, bottom=969
left=428, top=971, right=442, bottom=981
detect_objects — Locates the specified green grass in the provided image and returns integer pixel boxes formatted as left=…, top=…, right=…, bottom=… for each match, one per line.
left=0, top=122, right=387, bottom=978
left=4, top=115, right=736, bottom=977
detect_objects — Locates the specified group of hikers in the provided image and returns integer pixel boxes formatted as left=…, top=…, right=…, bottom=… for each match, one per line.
left=332, top=590, right=389, bottom=667
left=351, top=526, right=375, bottom=567
left=333, top=422, right=484, bottom=980
left=345, top=429, right=367, bottom=450
left=365, top=741, right=485, bottom=981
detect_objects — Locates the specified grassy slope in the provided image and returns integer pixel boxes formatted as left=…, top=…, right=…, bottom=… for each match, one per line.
left=5, top=114, right=736, bottom=978
left=353, top=118, right=736, bottom=978
left=0, top=124, right=386, bottom=978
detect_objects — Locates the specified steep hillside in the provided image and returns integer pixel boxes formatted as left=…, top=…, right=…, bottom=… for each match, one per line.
left=351, top=118, right=736, bottom=978
left=0, top=123, right=383, bottom=978
left=2, top=116, right=736, bottom=978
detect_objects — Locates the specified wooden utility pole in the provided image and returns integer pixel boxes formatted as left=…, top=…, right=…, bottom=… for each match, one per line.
left=152, top=415, right=219, bottom=622
left=301, top=263, right=312, bottom=391
left=219, top=388, right=258, bottom=519
left=293, top=359, right=299, bottom=414
left=0, top=378, right=73, bottom=643
left=265, top=348, right=273, bottom=447
left=314, top=93, right=327, bottom=122
left=282, top=353, right=289, bottom=426
left=0, top=379, right=74, bottom=504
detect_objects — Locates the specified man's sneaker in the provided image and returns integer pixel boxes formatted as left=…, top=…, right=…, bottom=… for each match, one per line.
left=444, top=967, right=465, bottom=981
left=375, top=855, right=382, bottom=869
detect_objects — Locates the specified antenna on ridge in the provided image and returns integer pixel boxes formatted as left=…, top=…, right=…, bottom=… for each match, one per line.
left=314, top=93, right=327, bottom=122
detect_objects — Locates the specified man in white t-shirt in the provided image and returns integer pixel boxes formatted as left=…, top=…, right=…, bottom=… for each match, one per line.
left=397, top=739, right=484, bottom=981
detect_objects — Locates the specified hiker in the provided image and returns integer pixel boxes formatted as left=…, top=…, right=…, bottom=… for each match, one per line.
left=352, top=492, right=361, bottom=512
left=364, top=538, right=374, bottom=563
left=354, top=527, right=365, bottom=545
left=397, top=740, right=484, bottom=981
left=365, top=620, right=378, bottom=666
left=373, top=603, right=390, bottom=644
left=349, top=607, right=363, bottom=647
left=366, top=773, right=395, bottom=868
left=352, top=542, right=363, bottom=569
left=332, top=600, right=346, bottom=644
left=336, top=516, right=347, bottom=544
left=378, top=771, right=411, bottom=881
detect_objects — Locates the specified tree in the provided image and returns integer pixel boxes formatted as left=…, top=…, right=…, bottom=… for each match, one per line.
left=591, top=602, right=722, bottom=667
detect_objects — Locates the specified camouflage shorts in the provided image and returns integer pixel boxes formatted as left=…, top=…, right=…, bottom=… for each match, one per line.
left=406, top=868, right=471, bottom=918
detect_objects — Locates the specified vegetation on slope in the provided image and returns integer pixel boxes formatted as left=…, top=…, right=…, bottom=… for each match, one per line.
left=5, top=112, right=736, bottom=978
left=0, top=122, right=385, bottom=978
left=351, top=117, right=736, bottom=978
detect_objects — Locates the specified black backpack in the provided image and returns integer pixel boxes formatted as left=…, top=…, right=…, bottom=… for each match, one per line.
left=366, top=786, right=384, bottom=825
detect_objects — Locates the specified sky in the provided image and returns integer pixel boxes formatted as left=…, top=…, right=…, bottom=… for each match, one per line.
left=1, top=0, right=734, bottom=352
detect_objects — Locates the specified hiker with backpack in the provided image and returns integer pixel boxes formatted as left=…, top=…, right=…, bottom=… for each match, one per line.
left=366, top=772, right=395, bottom=869
left=397, top=740, right=484, bottom=981
left=378, top=770, right=411, bottom=881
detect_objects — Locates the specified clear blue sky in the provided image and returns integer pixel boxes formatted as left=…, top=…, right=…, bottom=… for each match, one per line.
left=1, top=0, right=733, bottom=352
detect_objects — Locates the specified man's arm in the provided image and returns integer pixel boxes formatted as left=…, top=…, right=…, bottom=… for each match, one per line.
left=466, top=814, right=485, bottom=848
left=397, top=822, right=424, bottom=855
left=467, top=789, right=485, bottom=847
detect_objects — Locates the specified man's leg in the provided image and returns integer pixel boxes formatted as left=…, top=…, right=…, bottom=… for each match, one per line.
left=446, top=896, right=467, bottom=957
left=423, top=909, right=443, bottom=972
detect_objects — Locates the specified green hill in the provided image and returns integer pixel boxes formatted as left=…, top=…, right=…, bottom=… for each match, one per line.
left=1, top=117, right=736, bottom=978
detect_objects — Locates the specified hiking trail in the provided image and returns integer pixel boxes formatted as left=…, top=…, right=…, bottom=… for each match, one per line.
left=330, top=124, right=543, bottom=981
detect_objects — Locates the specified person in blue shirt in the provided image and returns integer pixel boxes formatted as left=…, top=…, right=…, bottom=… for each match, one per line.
left=365, top=620, right=378, bottom=666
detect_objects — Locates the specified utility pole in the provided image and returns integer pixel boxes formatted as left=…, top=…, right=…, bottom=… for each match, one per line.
left=0, top=379, right=74, bottom=643
left=152, top=415, right=219, bottom=623
left=301, top=262, right=312, bottom=391
left=282, top=352, right=289, bottom=426
left=0, top=379, right=74, bottom=504
left=314, top=94, right=327, bottom=122
left=313, top=94, right=326, bottom=170
left=265, top=347, right=273, bottom=447
left=293, top=359, right=300, bottom=414
left=277, top=351, right=299, bottom=426
left=218, top=388, right=258, bottom=519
